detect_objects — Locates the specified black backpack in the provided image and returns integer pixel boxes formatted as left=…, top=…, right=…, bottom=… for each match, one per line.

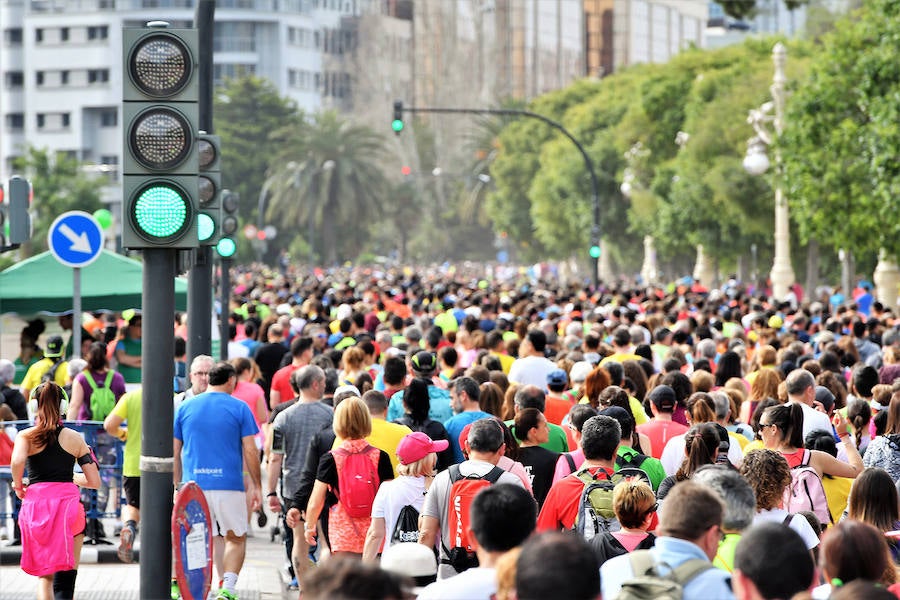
left=41, top=357, right=64, bottom=384
left=390, top=504, right=420, bottom=544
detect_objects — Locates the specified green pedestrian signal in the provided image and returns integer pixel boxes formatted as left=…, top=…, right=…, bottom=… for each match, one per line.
left=589, top=245, right=601, bottom=259
left=129, top=181, right=192, bottom=241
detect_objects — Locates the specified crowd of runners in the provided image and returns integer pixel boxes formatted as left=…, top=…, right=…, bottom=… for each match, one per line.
left=5, top=262, right=900, bottom=599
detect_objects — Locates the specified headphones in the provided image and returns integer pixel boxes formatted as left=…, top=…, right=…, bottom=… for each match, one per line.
left=29, top=382, right=69, bottom=415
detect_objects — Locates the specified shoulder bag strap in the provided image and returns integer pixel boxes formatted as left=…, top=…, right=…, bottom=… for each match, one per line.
left=628, top=549, right=657, bottom=577
left=671, top=558, right=715, bottom=587
left=84, top=371, right=99, bottom=391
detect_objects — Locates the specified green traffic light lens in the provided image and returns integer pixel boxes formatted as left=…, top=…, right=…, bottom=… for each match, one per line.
left=391, top=119, right=404, bottom=132
left=197, top=213, right=215, bottom=241
left=216, top=237, right=236, bottom=258
left=589, top=246, right=601, bottom=259
left=132, top=183, right=190, bottom=240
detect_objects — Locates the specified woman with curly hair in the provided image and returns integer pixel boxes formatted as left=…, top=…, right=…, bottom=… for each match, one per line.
left=740, top=449, right=820, bottom=550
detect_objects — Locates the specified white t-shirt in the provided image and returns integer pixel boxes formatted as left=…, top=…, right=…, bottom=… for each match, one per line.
left=371, top=475, right=427, bottom=549
left=754, top=509, right=820, bottom=550
left=417, top=567, right=497, bottom=600
left=793, top=401, right=834, bottom=439
left=660, top=432, right=744, bottom=476
left=508, top=355, right=557, bottom=388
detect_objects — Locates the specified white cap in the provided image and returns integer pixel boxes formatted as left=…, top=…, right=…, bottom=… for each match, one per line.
left=380, top=541, right=437, bottom=580
left=569, top=361, right=593, bottom=384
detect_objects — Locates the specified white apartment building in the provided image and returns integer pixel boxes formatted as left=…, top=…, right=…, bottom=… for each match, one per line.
left=0, top=0, right=360, bottom=210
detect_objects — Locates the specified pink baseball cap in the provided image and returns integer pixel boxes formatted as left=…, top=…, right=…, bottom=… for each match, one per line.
left=397, top=432, right=449, bottom=465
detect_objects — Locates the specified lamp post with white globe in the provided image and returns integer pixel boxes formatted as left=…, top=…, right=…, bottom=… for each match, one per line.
left=744, top=42, right=795, bottom=301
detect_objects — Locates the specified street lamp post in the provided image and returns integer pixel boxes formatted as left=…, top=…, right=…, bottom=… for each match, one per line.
left=744, top=42, right=795, bottom=301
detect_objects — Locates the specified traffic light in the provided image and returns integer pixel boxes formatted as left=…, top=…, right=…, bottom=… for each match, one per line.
left=215, top=189, right=238, bottom=258
left=392, top=100, right=404, bottom=135
left=122, top=23, right=199, bottom=249
left=196, top=133, right=220, bottom=246
left=589, top=244, right=601, bottom=259
left=8, top=176, right=32, bottom=244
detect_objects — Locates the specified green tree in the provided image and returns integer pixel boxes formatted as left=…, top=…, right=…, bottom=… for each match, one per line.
left=265, top=111, right=388, bottom=265
left=213, top=75, right=302, bottom=258
left=781, top=0, right=900, bottom=261
left=11, top=147, right=105, bottom=256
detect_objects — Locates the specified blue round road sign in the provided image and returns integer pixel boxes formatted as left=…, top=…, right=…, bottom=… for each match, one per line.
left=47, top=211, right=104, bottom=268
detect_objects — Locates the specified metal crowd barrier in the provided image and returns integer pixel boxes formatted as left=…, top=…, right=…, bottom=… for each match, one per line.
left=0, top=420, right=126, bottom=545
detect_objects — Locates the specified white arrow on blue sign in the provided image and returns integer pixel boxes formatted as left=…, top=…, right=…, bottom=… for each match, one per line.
left=47, top=211, right=105, bottom=268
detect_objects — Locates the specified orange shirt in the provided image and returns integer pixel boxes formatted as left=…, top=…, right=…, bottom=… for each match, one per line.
left=636, top=419, right=689, bottom=460
left=544, top=395, right=574, bottom=426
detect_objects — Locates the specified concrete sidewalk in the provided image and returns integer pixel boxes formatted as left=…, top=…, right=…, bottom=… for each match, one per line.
left=0, top=515, right=291, bottom=600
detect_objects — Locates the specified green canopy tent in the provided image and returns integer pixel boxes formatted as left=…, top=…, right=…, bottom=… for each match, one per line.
left=0, top=250, right=188, bottom=314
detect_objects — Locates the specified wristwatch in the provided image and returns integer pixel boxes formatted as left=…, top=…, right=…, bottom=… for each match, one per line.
left=266, top=491, right=278, bottom=498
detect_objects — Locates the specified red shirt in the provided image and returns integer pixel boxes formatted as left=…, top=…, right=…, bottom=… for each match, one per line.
left=544, top=395, right=573, bottom=427
left=637, top=419, right=688, bottom=459
left=270, top=364, right=300, bottom=403
left=537, top=465, right=615, bottom=532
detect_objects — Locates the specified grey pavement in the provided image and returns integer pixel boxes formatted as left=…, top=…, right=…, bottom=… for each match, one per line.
left=0, top=508, right=292, bottom=600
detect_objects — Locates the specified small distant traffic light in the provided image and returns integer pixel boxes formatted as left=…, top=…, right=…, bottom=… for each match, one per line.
left=589, top=244, right=601, bottom=259
left=401, top=165, right=412, bottom=176
left=122, top=23, right=199, bottom=249
left=392, top=100, right=404, bottom=135
left=216, top=189, right=238, bottom=258
left=8, top=176, right=32, bottom=244
left=196, top=133, right=220, bottom=246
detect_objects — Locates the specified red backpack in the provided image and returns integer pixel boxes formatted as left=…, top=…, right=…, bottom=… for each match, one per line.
left=442, top=465, right=504, bottom=572
left=330, top=444, right=381, bottom=518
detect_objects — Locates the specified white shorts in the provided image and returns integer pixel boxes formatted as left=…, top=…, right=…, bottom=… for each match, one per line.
left=203, top=490, right=249, bottom=538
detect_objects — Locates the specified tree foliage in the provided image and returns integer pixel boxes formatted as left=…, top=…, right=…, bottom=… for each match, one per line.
left=265, top=111, right=388, bottom=265
left=11, top=147, right=105, bottom=255
left=781, top=0, right=900, bottom=261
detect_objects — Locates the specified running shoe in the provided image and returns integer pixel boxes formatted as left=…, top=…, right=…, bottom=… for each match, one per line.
left=215, top=589, right=238, bottom=600
left=117, top=525, right=135, bottom=563
left=287, top=577, right=299, bottom=591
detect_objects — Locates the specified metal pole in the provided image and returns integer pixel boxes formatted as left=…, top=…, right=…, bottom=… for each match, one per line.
left=139, top=249, right=175, bottom=600
left=401, top=105, right=601, bottom=287
left=73, top=268, right=81, bottom=359
left=219, top=258, right=231, bottom=361
left=769, top=42, right=795, bottom=301
left=187, top=0, right=215, bottom=362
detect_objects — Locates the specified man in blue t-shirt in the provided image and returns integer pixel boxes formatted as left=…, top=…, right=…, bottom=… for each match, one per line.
left=444, top=376, right=491, bottom=463
left=174, top=361, right=261, bottom=600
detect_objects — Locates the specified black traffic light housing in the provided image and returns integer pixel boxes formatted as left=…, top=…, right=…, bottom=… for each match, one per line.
left=392, top=100, right=404, bottom=135
left=196, top=132, right=221, bottom=246
left=215, top=189, right=239, bottom=258
left=7, top=176, right=32, bottom=245
left=122, top=23, right=199, bottom=249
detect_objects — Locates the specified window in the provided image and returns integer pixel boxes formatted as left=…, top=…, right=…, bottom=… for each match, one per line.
left=35, top=28, right=43, bottom=43
left=36, top=112, right=71, bottom=131
left=4, top=28, right=23, bottom=44
left=87, top=26, right=109, bottom=40
left=61, top=70, right=69, bottom=85
left=99, top=155, right=118, bottom=182
left=214, top=22, right=254, bottom=52
left=5, top=71, right=23, bottom=88
left=5, top=113, right=24, bottom=130
left=60, top=27, right=69, bottom=42
left=36, top=114, right=45, bottom=128
left=100, top=109, right=117, bottom=127
left=61, top=114, right=70, bottom=128
left=88, top=69, right=109, bottom=84
left=36, top=71, right=45, bottom=86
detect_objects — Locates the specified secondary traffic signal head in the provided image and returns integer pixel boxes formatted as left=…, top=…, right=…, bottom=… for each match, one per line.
left=196, top=133, right=221, bottom=246
left=7, top=176, right=32, bottom=245
left=216, top=189, right=239, bottom=258
left=122, top=23, right=199, bottom=249
left=392, top=100, right=404, bottom=135
left=589, top=244, right=601, bottom=259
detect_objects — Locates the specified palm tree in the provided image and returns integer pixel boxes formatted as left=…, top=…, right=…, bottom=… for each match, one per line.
left=264, top=111, right=388, bottom=265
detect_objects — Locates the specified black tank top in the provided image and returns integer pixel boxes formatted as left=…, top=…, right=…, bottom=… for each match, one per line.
left=26, top=426, right=75, bottom=484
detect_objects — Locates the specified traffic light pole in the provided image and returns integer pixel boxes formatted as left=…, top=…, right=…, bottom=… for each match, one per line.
left=140, top=249, right=176, bottom=600
left=398, top=105, right=602, bottom=287
left=219, top=258, right=231, bottom=361
left=187, top=0, right=216, bottom=362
